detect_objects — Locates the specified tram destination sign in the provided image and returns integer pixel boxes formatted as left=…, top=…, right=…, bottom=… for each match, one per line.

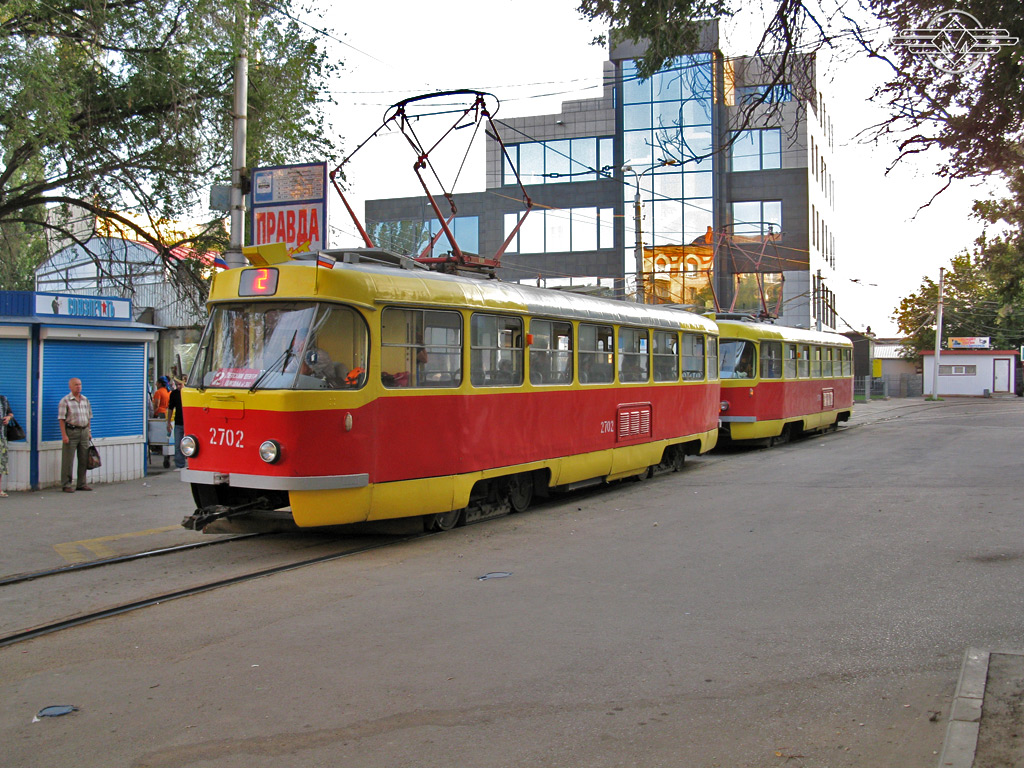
left=249, top=162, right=328, bottom=257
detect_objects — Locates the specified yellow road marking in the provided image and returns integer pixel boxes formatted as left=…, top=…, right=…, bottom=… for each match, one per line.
left=53, top=525, right=182, bottom=564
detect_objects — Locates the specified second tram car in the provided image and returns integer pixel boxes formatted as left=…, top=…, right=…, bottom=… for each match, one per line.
left=181, top=252, right=721, bottom=531
left=716, top=318, right=854, bottom=444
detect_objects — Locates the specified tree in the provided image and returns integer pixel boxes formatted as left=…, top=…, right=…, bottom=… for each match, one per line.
left=893, top=250, right=1024, bottom=358
left=578, top=2, right=1024, bottom=189
left=0, top=0, right=340, bottom=301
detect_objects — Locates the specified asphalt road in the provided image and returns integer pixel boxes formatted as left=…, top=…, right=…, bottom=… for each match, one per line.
left=2, top=398, right=1023, bottom=767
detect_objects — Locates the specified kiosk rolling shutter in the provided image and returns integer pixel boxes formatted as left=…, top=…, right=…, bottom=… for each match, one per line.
left=42, top=340, right=145, bottom=440
left=0, top=338, right=29, bottom=440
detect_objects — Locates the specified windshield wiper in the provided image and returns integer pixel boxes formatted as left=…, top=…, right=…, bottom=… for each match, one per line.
left=248, top=331, right=298, bottom=393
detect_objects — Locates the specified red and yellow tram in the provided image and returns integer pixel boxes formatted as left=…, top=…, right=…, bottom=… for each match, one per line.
left=716, top=318, right=854, bottom=444
left=180, top=251, right=721, bottom=531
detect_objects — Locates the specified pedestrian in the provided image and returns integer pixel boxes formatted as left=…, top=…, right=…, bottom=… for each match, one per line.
left=151, top=375, right=170, bottom=417
left=166, top=377, right=187, bottom=470
left=0, top=392, right=12, bottom=497
left=58, top=377, right=93, bottom=492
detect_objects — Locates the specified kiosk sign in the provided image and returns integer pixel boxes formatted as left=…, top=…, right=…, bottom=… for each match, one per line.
left=250, top=162, right=327, bottom=256
left=949, top=336, right=991, bottom=349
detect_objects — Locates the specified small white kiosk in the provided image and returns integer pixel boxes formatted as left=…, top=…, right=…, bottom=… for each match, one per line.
left=922, top=340, right=1019, bottom=398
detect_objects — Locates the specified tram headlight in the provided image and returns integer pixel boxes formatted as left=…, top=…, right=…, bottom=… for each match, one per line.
left=720, top=401, right=730, bottom=413
left=259, top=439, right=281, bottom=464
left=180, top=435, right=199, bottom=457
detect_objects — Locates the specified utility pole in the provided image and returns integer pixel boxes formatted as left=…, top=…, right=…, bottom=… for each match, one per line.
left=632, top=188, right=643, bottom=303
left=815, top=269, right=823, bottom=331
left=931, top=266, right=945, bottom=399
left=225, top=3, right=249, bottom=269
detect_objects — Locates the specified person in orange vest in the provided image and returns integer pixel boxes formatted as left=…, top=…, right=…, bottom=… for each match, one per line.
left=151, top=376, right=170, bottom=417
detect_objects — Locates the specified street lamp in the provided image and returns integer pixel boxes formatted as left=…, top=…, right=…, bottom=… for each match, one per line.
left=621, top=159, right=676, bottom=303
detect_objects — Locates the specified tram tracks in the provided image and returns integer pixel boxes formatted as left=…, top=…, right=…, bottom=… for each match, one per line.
left=0, top=531, right=423, bottom=649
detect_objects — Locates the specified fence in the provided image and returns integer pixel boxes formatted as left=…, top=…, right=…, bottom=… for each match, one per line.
left=854, top=374, right=923, bottom=399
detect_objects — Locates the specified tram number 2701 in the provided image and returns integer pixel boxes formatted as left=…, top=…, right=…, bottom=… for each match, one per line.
left=209, top=428, right=244, bottom=448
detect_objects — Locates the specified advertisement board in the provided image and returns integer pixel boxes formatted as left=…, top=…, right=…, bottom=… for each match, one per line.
left=249, top=162, right=328, bottom=256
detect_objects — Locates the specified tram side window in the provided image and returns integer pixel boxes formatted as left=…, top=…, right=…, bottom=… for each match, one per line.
left=530, top=319, right=573, bottom=385
left=579, top=323, right=614, bottom=384
left=652, top=330, right=679, bottom=382
left=381, top=307, right=463, bottom=388
left=824, top=347, right=834, bottom=377
left=784, top=343, right=798, bottom=379
left=707, top=336, right=719, bottom=381
left=682, top=333, right=705, bottom=380
left=471, top=314, right=523, bottom=387
left=811, top=346, right=822, bottom=378
left=720, top=339, right=756, bottom=379
left=619, top=327, right=649, bottom=383
left=842, top=348, right=852, bottom=376
left=797, top=344, right=810, bottom=378
left=760, top=340, right=783, bottom=379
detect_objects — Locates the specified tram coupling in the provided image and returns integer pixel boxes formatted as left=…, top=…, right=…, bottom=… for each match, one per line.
left=182, top=497, right=275, bottom=531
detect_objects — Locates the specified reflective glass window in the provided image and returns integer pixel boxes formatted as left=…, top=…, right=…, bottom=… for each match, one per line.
left=571, top=208, right=598, bottom=251
left=570, top=139, right=597, bottom=182
left=519, top=142, right=544, bottom=184
left=503, top=213, right=519, bottom=254
left=381, top=307, right=462, bottom=388
left=720, top=339, right=756, bottom=379
left=579, top=323, right=614, bottom=384
left=599, top=208, right=615, bottom=249
left=682, top=333, right=705, bottom=380
left=194, top=302, right=369, bottom=391
left=471, top=314, right=523, bottom=387
left=618, top=327, right=649, bottom=383
left=545, top=139, right=571, bottom=182
left=622, top=62, right=651, bottom=104
left=529, top=319, right=573, bottom=385
left=652, top=330, right=679, bottom=382
left=707, top=336, right=719, bottom=381
left=784, top=343, right=798, bottom=379
left=760, top=341, right=783, bottom=379
left=625, top=103, right=653, bottom=130
left=599, top=139, right=614, bottom=176
left=683, top=172, right=712, bottom=198
left=546, top=210, right=570, bottom=252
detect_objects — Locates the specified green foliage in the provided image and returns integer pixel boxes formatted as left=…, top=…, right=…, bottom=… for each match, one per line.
left=893, top=251, right=1024, bottom=358
left=0, top=0, right=340, bottom=295
left=577, top=0, right=731, bottom=79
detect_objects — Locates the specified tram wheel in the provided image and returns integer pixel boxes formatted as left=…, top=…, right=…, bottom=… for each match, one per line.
left=507, top=474, right=534, bottom=514
left=427, top=508, right=463, bottom=532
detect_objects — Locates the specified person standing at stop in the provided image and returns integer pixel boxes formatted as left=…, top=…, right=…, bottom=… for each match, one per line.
left=166, top=378, right=187, bottom=469
left=58, top=377, right=93, bottom=492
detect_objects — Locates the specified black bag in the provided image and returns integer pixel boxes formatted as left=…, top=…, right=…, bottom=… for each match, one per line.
left=5, top=415, right=25, bottom=442
left=86, top=443, right=102, bottom=470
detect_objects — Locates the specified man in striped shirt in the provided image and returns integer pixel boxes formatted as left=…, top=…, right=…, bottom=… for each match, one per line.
left=58, top=377, right=93, bottom=492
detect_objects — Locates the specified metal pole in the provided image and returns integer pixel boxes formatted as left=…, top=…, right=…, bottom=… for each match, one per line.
left=931, top=266, right=945, bottom=399
left=225, top=5, right=249, bottom=269
left=815, top=269, right=822, bottom=331
left=633, top=190, right=644, bottom=304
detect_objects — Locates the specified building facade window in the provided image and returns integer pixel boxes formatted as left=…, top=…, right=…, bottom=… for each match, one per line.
left=730, top=128, right=782, bottom=171
left=503, top=137, right=614, bottom=185
left=621, top=54, right=715, bottom=250
left=731, top=201, right=782, bottom=237
left=503, top=207, right=615, bottom=254
left=736, top=83, right=793, bottom=104
left=370, top=217, right=479, bottom=257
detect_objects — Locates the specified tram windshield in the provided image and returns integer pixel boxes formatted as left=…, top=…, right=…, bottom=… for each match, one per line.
left=719, top=339, right=757, bottom=379
left=192, top=302, right=369, bottom=390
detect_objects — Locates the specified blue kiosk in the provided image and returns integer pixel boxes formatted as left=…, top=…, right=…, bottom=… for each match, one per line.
left=0, top=290, right=159, bottom=491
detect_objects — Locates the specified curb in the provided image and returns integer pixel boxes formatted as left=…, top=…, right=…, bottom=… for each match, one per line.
left=937, top=647, right=988, bottom=768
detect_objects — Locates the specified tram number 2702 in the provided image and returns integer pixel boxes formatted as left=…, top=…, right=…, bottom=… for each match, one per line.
left=209, top=427, right=244, bottom=448
left=600, top=420, right=615, bottom=434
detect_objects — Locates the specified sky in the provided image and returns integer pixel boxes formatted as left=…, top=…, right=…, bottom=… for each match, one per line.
left=309, top=0, right=1006, bottom=336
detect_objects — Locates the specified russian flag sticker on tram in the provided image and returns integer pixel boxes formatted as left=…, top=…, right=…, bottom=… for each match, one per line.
left=317, top=253, right=336, bottom=269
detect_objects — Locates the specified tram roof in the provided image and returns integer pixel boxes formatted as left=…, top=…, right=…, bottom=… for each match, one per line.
left=211, top=258, right=718, bottom=334
left=715, top=317, right=852, bottom=347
